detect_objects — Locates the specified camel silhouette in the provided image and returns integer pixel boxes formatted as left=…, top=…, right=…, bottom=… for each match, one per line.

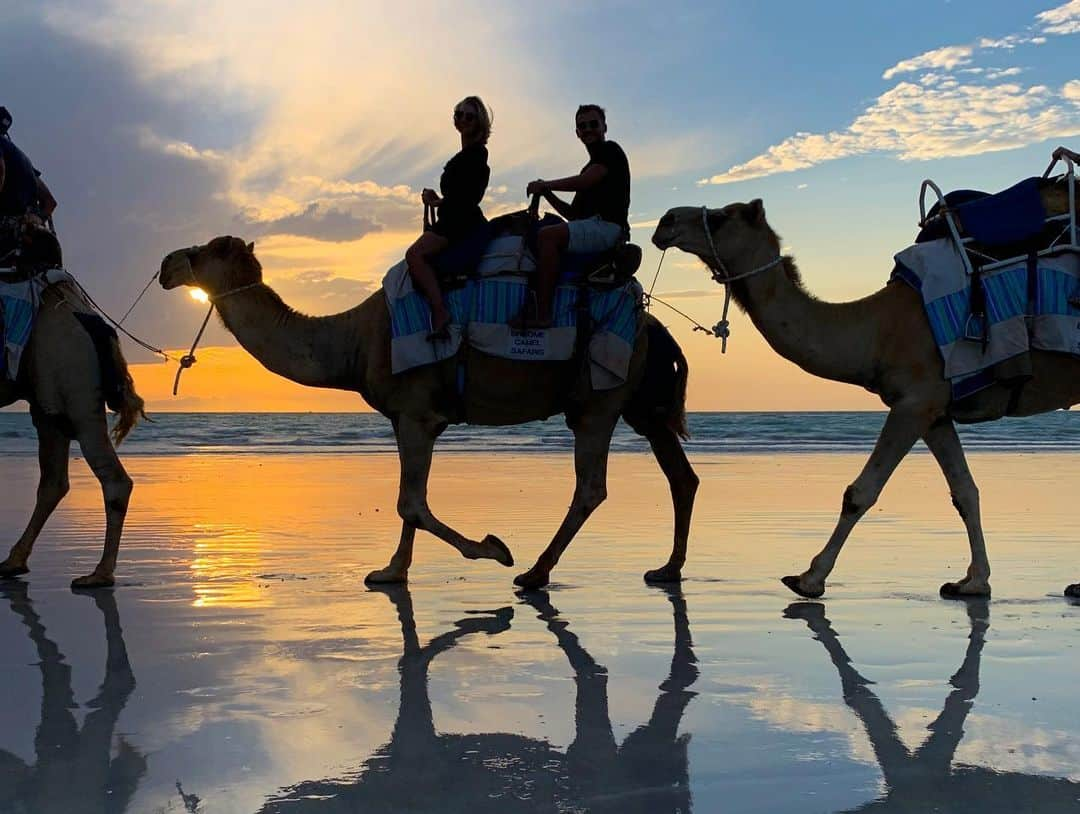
left=784, top=600, right=1080, bottom=812
left=0, top=583, right=144, bottom=813
left=258, top=584, right=698, bottom=813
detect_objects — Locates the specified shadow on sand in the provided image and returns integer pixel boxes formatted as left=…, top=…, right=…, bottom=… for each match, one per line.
left=784, top=599, right=1080, bottom=812
left=259, top=584, right=698, bottom=813
left=0, top=582, right=144, bottom=813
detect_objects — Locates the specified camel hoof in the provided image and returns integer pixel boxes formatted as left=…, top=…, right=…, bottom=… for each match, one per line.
left=70, top=573, right=115, bottom=590
left=644, top=565, right=683, bottom=583
left=939, top=579, right=991, bottom=599
left=0, top=562, right=29, bottom=579
left=364, top=567, right=408, bottom=586
left=481, top=535, right=514, bottom=568
left=1066, top=584, right=1080, bottom=599
left=781, top=575, right=824, bottom=599
left=513, top=567, right=550, bottom=591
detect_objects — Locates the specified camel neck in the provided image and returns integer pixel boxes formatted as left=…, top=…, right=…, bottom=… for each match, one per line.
left=730, top=252, right=878, bottom=389
left=213, top=285, right=365, bottom=391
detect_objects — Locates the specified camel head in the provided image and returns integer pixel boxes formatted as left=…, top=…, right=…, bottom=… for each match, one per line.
left=160, top=236, right=261, bottom=299
left=651, top=200, right=779, bottom=281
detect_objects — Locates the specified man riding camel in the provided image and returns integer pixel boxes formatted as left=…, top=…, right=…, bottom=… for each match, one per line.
left=518, top=104, right=631, bottom=328
left=0, top=106, right=58, bottom=267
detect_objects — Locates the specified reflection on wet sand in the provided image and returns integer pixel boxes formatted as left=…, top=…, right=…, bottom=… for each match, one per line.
left=785, top=600, right=1080, bottom=812
left=0, top=584, right=144, bottom=814
left=260, top=585, right=698, bottom=813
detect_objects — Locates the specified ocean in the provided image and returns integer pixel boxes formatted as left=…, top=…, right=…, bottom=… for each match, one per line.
left=2, top=410, right=1079, bottom=455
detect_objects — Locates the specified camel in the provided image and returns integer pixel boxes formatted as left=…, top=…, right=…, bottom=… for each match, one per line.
left=258, top=583, right=698, bottom=813
left=0, top=279, right=144, bottom=589
left=0, top=582, right=145, bottom=813
left=652, top=195, right=1080, bottom=599
left=785, top=599, right=1080, bottom=810
left=159, top=237, right=698, bottom=589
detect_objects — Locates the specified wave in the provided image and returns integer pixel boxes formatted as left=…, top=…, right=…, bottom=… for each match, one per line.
left=1, top=411, right=1078, bottom=455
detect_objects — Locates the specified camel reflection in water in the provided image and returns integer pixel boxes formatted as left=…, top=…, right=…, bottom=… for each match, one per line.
left=0, top=583, right=144, bottom=814
left=260, top=585, right=698, bottom=813
left=785, top=600, right=1080, bottom=812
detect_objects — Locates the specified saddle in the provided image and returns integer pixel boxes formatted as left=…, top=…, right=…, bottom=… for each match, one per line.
left=433, top=210, right=642, bottom=292
left=915, top=148, right=1080, bottom=344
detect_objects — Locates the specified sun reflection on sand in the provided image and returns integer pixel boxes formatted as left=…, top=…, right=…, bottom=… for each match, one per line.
left=190, top=524, right=269, bottom=608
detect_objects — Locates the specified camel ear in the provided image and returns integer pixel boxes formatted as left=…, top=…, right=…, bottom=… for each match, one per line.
left=246, top=241, right=255, bottom=253
left=745, top=198, right=765, bottom=225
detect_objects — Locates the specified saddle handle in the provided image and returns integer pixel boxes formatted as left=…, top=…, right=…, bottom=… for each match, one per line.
left=527, top=192, right=542, bottom=221
left=423, top=203, right=435, bottom=232
left=919, top=178, right=975, bottom=277
left=1043, top=146, right=1078, bottom=247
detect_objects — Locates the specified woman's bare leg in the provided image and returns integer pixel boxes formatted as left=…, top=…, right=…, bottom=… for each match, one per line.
left=405, top=232, right=451, bottom=334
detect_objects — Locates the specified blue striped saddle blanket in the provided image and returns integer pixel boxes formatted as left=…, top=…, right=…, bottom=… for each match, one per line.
left=0, top=269, right=51, bottom=381
left=383, top=258, right=641, bottom=390
left=892, top=239, right=1080, bottom=399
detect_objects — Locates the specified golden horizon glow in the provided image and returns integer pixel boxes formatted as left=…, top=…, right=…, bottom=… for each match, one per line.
left=124, top=329, right=882, bottom=413
left=190, top=288, right=210, bottom=304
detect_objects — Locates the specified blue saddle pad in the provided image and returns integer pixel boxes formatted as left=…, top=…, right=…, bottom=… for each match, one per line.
left=957, top=177, right=1046, bottom=246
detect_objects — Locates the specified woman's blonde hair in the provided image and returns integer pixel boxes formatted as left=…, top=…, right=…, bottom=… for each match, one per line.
left=458, top=96, right=492, bottom=144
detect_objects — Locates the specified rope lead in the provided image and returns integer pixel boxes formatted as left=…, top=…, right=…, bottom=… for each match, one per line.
left=173, top=303, right=214, bottom=396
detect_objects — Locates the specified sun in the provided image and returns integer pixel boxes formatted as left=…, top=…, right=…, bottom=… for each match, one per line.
left=189, top=288, right=210, bottom=304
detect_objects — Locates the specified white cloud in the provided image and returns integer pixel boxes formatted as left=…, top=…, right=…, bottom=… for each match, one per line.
left=702, top=3, right=1080, bottom=186
left=883, top=45, right=974, bottom=79
left=701, top=81, right=1080, bottom=185
left=136, top=127, right=227, bottom=164
left=1037, top=0, right=1080, bottom=35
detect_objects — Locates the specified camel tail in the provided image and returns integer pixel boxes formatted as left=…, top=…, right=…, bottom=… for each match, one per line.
left=668, top=329, right=690, bottom=440
left=623, top=316, right=690, bottom=441
left=107, top=336, right=147, bottom=447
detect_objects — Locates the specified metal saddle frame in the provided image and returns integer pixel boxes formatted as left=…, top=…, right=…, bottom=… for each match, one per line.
left=918, top=146, right=1079, bottom=343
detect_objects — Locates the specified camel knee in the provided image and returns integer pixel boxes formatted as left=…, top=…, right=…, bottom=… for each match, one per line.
left=680, top=470, right=700, bottom=502
left=38, top=476, right=70, bottom=508
left=103, top=474, right=133, bottom=513
left=841, top=482, right=876, bottom=517
left=578, top=482, right=607, bottom=517
left=950, top=484, right=979, bottom=521
left=397, top=498, right=429, bottom=530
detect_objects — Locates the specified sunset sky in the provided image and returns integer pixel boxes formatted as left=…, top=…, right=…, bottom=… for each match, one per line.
left=2, top=1, right=1078, bottom=412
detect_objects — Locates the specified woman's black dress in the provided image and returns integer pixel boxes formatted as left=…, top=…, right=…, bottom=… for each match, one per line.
left=430, top=142, right=489, bottom=243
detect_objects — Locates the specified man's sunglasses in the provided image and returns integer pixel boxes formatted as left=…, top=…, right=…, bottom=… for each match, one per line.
left=576, top=119, right=602, bottom=131
left=454, top=110, right=477, bottom=122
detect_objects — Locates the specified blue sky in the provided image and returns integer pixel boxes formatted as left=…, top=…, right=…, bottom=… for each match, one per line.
left=1, top=1, right=1077, bottom=409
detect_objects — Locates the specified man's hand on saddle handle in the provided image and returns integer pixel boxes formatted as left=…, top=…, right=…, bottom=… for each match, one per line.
left=421, top=188, right=441, bottom=207
left=526, top=179, right=549, bottom=197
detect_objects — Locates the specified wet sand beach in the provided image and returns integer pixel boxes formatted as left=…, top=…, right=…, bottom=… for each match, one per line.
left=0, top=450, right=1078, bottom=813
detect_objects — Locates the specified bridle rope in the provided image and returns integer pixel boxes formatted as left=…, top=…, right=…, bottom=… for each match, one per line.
left=699, top=206, right=784, bottom=353
left=172, top=251, right=265, bottom=395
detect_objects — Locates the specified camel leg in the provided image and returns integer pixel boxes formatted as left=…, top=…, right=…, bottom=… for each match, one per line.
left=643, top=427, right=699, bottom=584
left=514, top=416, right=616, bottom=590
left=0, top=416, right=71, bottom=578
left=922, top=420, right=992, bottom=598
left=364, top=522, right=417, bottom=585
left=783, top=407, right=927, bottom=598
left=394, top=415, right=514, bottom=568
left=70, top=418, right=132, bottom=589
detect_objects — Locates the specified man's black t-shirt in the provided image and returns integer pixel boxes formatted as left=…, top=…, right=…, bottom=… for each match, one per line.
left=0, top=136, right=40, bottom=217
left=570, top=139, right=630, bottom=232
